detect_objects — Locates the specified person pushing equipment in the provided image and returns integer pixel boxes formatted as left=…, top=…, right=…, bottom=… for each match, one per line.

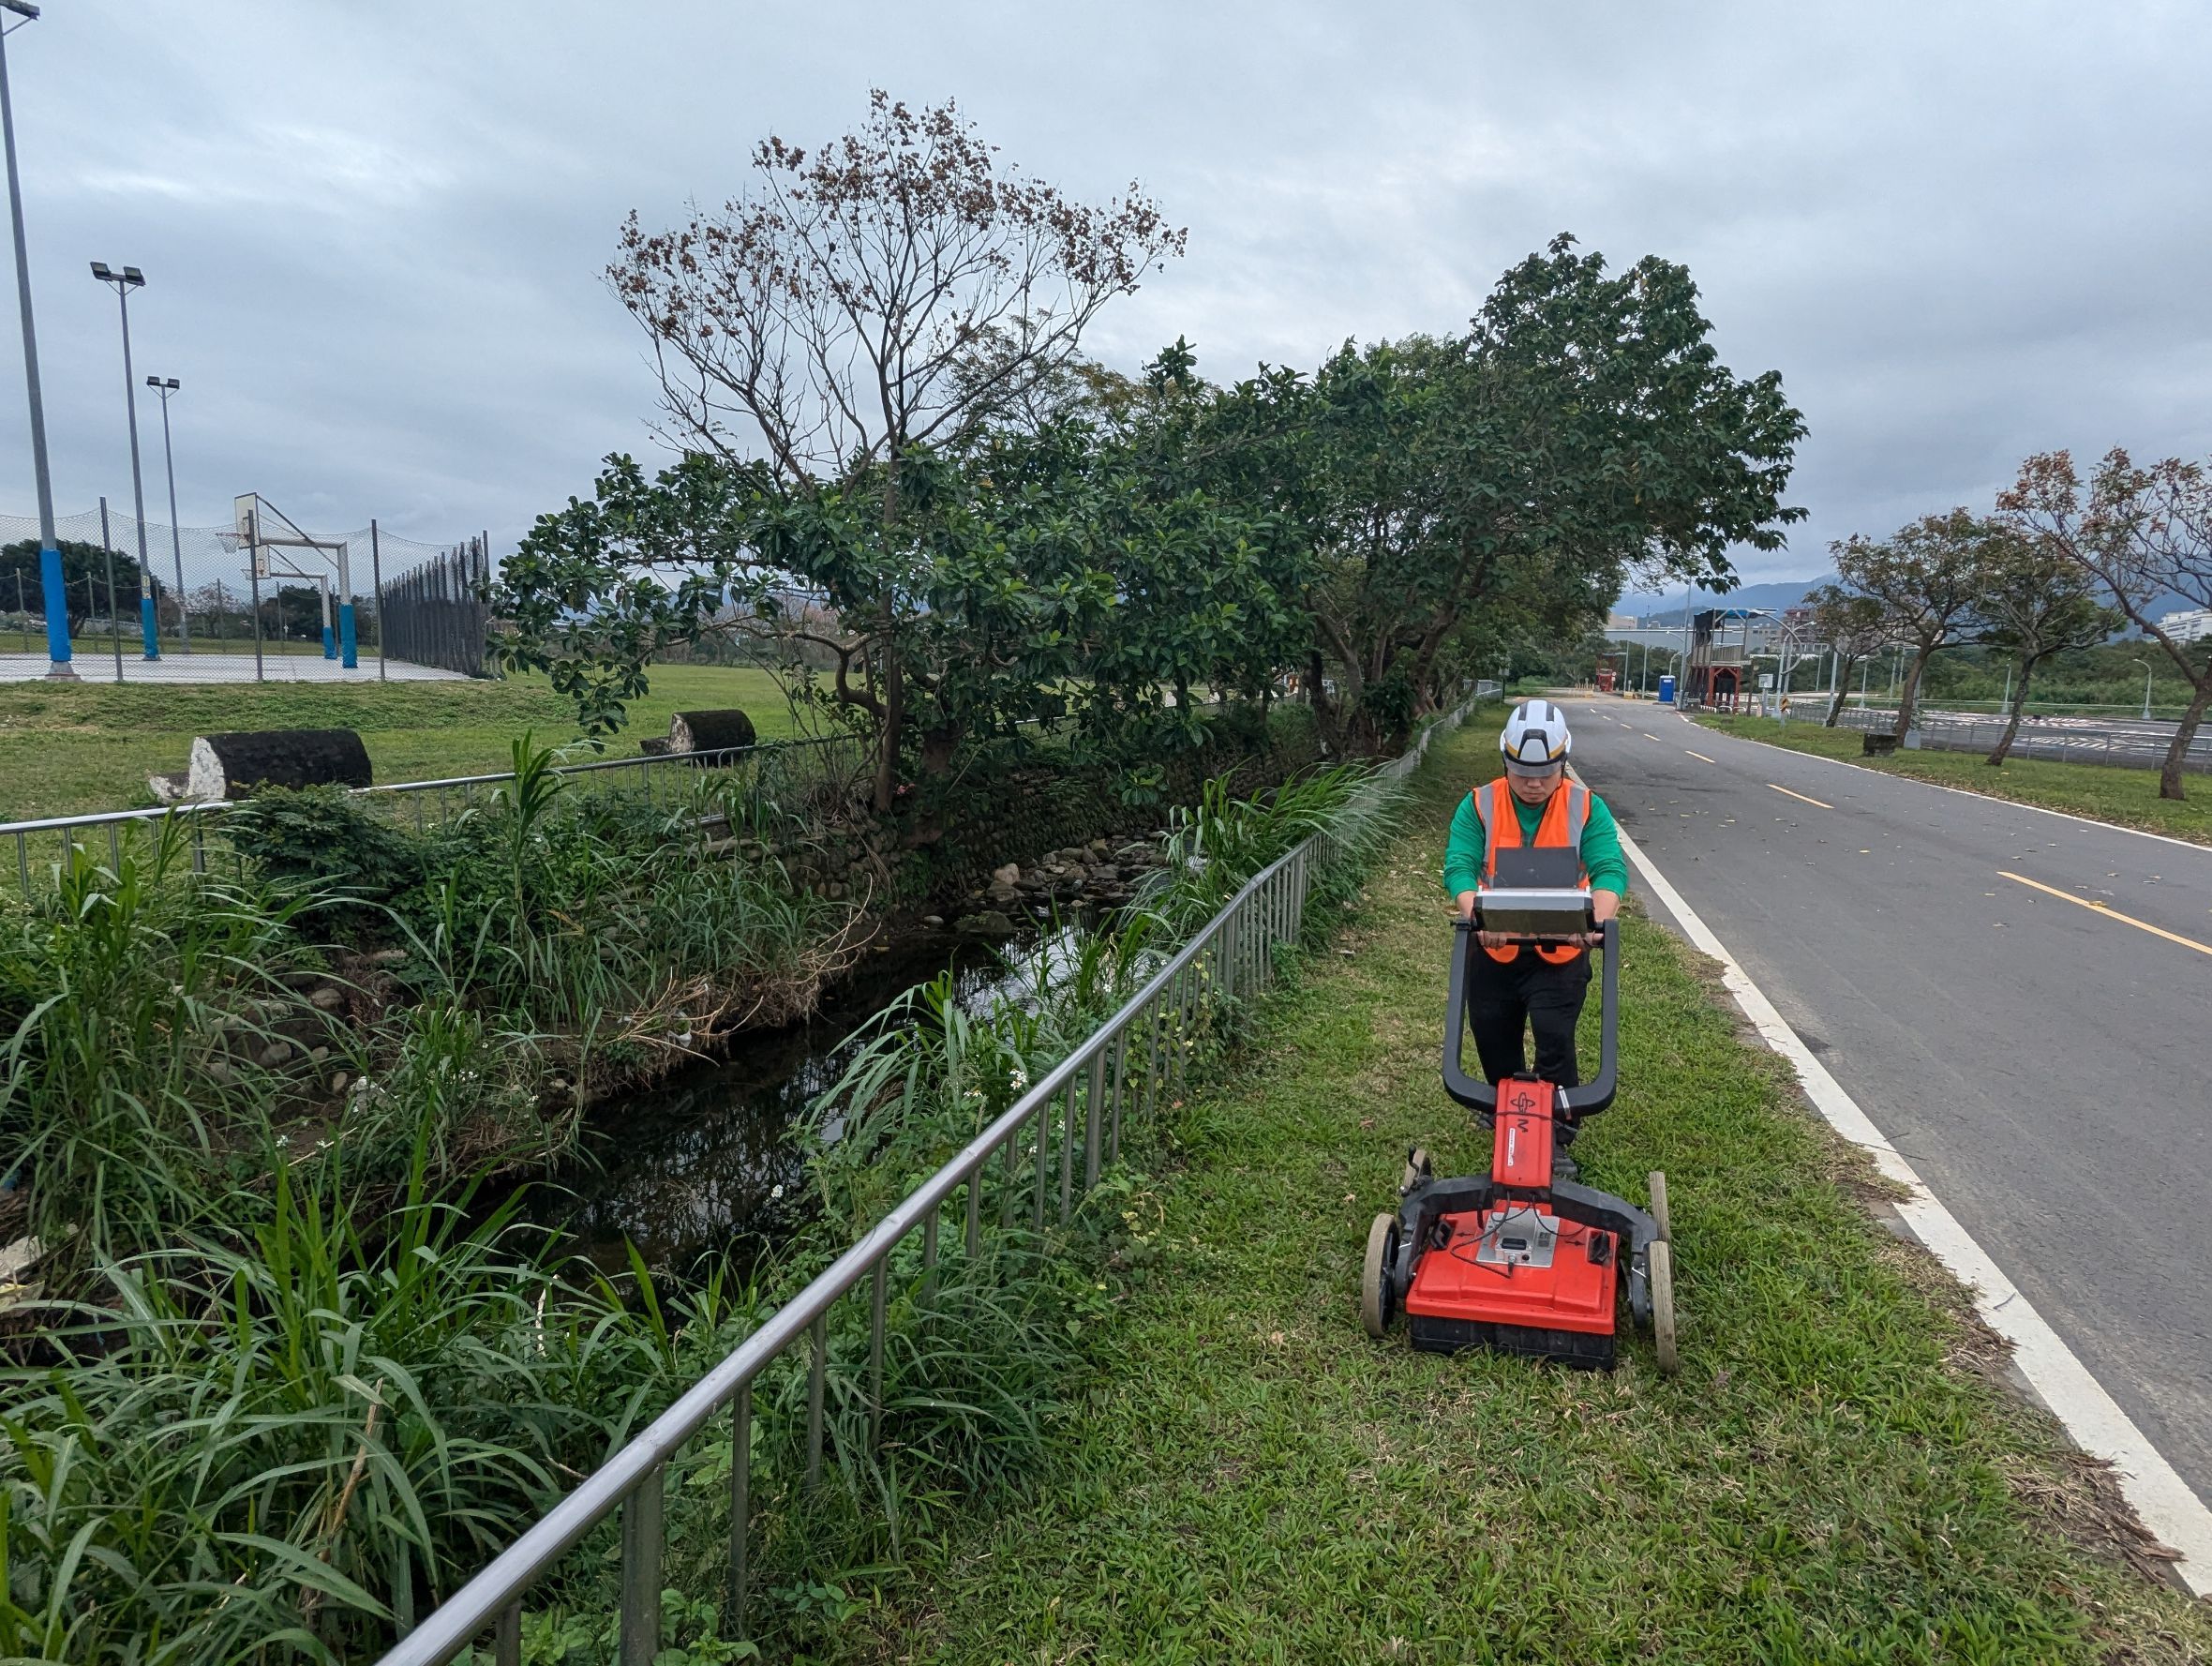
left=1442, top=700, right=1628, bottom=1092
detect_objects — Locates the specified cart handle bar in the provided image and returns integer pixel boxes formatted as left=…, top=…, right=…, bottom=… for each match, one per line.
left=1441, top=917, right=1618, bottom=1117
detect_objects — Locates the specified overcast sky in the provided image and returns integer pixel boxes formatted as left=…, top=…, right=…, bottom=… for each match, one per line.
left=2, top=0, right=2206, bottom=584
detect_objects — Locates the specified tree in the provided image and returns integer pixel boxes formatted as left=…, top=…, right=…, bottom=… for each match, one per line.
left=1802, top=583, right=1888, bottom=727
left=1295, top=239, right=1805, bottom=753
left=0, top=539, right=147, bottom=631
left=1831, top=510, right=1995, bottom=739
left=1971, top=527, right=2117, bottom=765
left=604, top=91, right=1183, bottom=808
left=2000, top=448, right=2212, bottom=801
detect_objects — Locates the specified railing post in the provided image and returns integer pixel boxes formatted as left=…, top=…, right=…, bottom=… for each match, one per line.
left=495, top=1602, right=521, bottom=1666
left=965, top=1163, right=982, bottom=1258
left=1084, top=1047, right=1104, bottom=1190
left=1058, top=1079, right=1075, bottom=1222
left=728, top=1383, right=751, bottom=1641
left=1032, top=1095, right=1049, bottom=1232
left=921, top=1211, right=939, bottom=1306
left=619, top=1464, right=665, bottom=1666
left=1108, top=1026, right=1128, bottom=1165
left=805, top=1315, right=827, bottom=1492
left=867, top=1256, right=888, bottom=1450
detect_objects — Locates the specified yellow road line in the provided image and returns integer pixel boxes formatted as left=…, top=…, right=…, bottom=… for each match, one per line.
left=1768, top=783, right=1834, bottom=809
left=1998, top=870, right=2212, bottom=957
left=1684, top=749, right=1717, bottom=764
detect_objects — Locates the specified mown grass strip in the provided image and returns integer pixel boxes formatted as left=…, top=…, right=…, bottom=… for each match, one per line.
left=847, top=720, right=2212, bottom=1665
left=1691, top=713, right=2212, bottom=848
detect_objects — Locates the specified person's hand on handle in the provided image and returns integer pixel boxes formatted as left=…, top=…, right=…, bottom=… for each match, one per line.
left=1584, top=887, right=1621, bottom=947
left=1457, top=890, right=1509, bottom=949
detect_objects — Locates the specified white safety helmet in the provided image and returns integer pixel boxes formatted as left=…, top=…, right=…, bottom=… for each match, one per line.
left=1500, top=699, right=1572, bottom=776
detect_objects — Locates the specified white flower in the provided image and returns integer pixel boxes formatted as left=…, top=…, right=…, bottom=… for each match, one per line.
left=770, top=1184, right=785, bottom=1201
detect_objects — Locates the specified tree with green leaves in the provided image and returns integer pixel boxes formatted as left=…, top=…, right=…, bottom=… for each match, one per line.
left=1831, top=510, right=1996, bottom=739
left=1296, top=239, right=1805, bottom=752
left=2001, top=448, right=2212, bottom=800
left=1802, top=583, right=1890, bottom=727
left=596, top=91, right=1183, bottom=809
left=0, top=539, right=146, bottom=632
left=1971, top=527, right=2117, bottom=765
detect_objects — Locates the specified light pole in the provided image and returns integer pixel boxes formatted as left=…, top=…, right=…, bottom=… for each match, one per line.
left=0, top=1, right=71, bottom=676
left=91, top=261, right=157, bottom=658
left=2129, top=656, right=2152, bottom=722
left=146, top=374, right=188, bottom=650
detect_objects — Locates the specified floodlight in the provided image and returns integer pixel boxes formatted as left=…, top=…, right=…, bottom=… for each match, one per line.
left=0, top=4, right=42, bottom=22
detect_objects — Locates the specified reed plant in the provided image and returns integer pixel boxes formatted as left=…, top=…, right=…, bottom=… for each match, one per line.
left=0, top=1118, right=684, bottom=1665
left=0, top=821, right=337, bottom=1274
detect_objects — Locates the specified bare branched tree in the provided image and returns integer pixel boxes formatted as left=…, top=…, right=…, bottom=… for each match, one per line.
left=1802, top=583, right=1888, bottom=727
left=2001, top=448, right=2212, bottom=800
left=609, top=91, right=1185, bottom=807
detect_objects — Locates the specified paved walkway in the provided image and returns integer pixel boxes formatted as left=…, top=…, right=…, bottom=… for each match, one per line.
left=0, top=650, right=463, bottom=684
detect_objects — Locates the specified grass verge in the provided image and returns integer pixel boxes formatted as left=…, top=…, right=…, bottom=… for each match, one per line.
left=844, top=719, right=2212, bottom=1664
left=1691, top=713, right=2212, bottom=848
left=0, top=665, right=797, bottom=819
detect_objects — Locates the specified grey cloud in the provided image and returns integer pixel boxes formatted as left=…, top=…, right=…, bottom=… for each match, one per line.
left=0, top=0, right=2204, bottom=588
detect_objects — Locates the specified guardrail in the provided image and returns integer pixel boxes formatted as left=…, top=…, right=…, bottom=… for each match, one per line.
left=2, top=735, right=866, bottom=902
left=1818, top=705, right=2212, bottom=773
left=371, top=693, right=1482, bottom=1666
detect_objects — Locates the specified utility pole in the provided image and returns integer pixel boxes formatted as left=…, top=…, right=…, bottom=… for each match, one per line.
left=0, top=1, right=71, bottom=675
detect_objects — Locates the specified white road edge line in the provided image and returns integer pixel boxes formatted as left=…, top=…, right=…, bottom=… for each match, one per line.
left=1680, top=715, right=2212, bottom=857
left=1612, top=814, right=2212, bottom=1596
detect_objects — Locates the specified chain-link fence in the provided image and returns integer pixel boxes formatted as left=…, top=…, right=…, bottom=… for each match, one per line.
left=0, top=505, right=486, bottom=683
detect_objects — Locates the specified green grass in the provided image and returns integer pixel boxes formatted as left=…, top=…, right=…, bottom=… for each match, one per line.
left=1693, top=714, right=2212, bottom=848
left=0, top=665, right=798, bottom=819
left=839, top=720, right=2212, bottom=1665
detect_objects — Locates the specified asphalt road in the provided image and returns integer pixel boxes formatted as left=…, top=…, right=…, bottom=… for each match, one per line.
left=1567, top=698, right=2212, bottom=1507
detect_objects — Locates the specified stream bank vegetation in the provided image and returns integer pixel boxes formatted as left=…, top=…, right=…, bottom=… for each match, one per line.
left=0, top=747, right=1413, bottom=1664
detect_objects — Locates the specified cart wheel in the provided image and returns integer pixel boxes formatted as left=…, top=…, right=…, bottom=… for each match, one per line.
left=1362, top=1213, right=1399, bottom=1339
left=1399, top=1147, right=1432, bottom=1196
left=1648, top=1170, right=1671, bottom=1244
left=1649, top=1238, right=1679, bottom=1375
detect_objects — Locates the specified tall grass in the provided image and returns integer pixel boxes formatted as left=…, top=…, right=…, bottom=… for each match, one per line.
left=0, top=1121, right=683, bottom=1665
left=0, top=822, right=339, bottom=1273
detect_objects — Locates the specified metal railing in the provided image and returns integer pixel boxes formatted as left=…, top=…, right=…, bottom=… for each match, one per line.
left=2, top=734, right=866, bottom=902
left=1816, top=704, right=2212, bottom=773
left=372, top=693, right=1481, bottom=1666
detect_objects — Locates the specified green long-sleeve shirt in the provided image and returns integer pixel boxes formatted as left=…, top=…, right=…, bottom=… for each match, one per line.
left=1442, top=785, right=1630, bottom=902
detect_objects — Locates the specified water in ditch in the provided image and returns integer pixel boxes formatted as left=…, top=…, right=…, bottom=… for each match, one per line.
left=544, top=926, right=1054, bottom=1276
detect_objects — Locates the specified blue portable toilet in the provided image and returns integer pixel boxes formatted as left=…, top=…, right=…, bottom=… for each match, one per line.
left=1657, top=673, right=1677, bottom=706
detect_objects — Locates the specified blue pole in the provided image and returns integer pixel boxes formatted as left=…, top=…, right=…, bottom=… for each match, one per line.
left=338, top=600, right=357, bottom=668
left=0, top=17, right=71, bottom=675
left=321, top=621, right=335, bottom=658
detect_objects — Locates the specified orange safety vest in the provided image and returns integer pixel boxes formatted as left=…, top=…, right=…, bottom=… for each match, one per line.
left=1472, top=776, right=1591, bottom=966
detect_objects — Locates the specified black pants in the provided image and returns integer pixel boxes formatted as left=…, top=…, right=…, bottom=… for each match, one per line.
left=1465, top=946, right=1590, bottom=1089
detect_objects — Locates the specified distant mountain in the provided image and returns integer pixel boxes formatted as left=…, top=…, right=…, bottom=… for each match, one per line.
left=1616, top=574, right=2198, bottom=634
left=1617, top=575, right=1832, bottom=625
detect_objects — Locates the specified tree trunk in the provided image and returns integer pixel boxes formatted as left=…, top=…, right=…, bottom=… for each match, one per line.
left=187, top=728, right=373, bottom=800
left=1892, top=645, right=1934, bottom=739
left=872, top=468, right=904, bottom=814
left=1823, top=656, right=1855, bottom=728
left=1985, top=656, right=2034, bottom=766
left=2158, top=676, right=2212, bottom=802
